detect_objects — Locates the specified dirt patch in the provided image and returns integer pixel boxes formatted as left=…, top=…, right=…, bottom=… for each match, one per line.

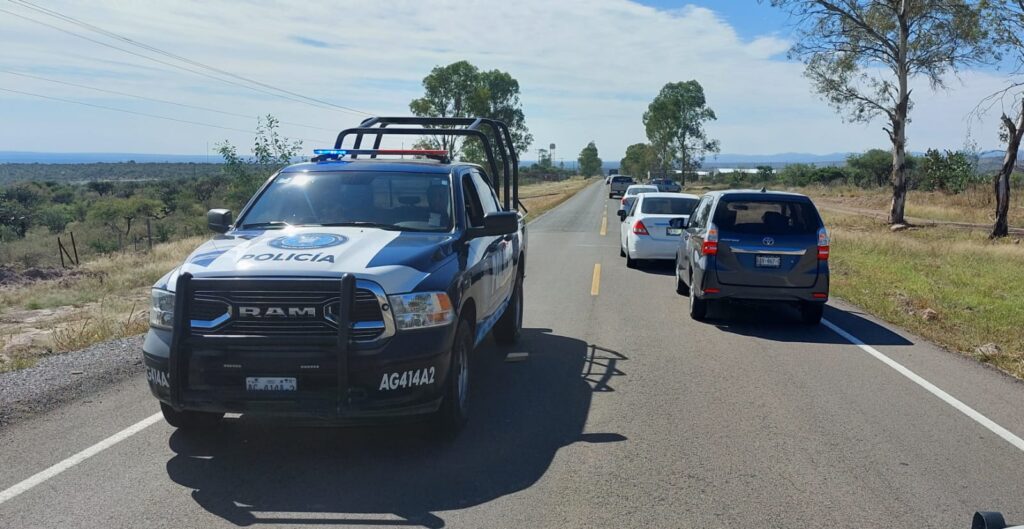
left=0, top=265, right=83, bottom=287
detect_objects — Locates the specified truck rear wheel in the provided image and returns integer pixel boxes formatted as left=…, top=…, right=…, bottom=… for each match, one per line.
left=493, top=269, right=523, bottom=344
left=436, top=320, right=472, bottom=434
left=160, top=403, right=223, bottom=430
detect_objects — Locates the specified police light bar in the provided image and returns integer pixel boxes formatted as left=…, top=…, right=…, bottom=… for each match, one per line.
left=312, top=148, right=449, bottom=160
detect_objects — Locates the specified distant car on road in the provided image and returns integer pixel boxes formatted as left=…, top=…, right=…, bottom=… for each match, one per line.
left=650, top=178, right=682, bottom=193
left=618, top=184, right=659, bottom=208
left=673, top=189, right=829, bottom=324
left=609, top=175, right=635, bottom=198
left=619, top=192, right=700, bottom=268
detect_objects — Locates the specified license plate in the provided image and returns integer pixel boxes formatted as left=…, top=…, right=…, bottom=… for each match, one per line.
left=667, top=227, right=682, bottom=236
left=755, top=255, right=781, bottom=268
left=246, top=377, right=297, bottom=391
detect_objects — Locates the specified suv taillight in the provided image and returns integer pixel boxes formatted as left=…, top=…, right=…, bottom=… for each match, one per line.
left=632, top=220, right=649, bottom=235
left=702, top=223, right=719, bottom=256
left=817, top=227, right=830, bottom=260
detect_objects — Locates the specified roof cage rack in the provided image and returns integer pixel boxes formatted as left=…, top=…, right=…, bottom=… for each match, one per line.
left=333, top=116, right=521, bottom=212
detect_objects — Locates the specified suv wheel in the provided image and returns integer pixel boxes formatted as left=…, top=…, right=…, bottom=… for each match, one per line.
left=493, top=269, right=523, bottom=344
left=608, top=193, right=614, bottom=199
left=675, top=260, right=689, bottom=296
left=800, top=302, right=824, bottom=325
left=437, top=320, right=472, bottom=434
left=688, top=273, right=707, bottom=320
left=626, top=252, right=638, bottom=269
left=160, top=403, right=223, bottom=430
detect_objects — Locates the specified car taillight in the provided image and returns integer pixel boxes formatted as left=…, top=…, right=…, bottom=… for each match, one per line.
left=817, top=227, right=830, bottom=260
left=701, top=223, right=719, bottom=255
left=632, top=220, right=649, bottom=235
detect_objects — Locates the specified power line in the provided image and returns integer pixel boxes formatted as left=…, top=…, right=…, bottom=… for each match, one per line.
left=0, top=86, right=331, bottom=144
left=0, top=69, right=337, bottom=132
left=7, top=0, right=374, bottom=117
left=0, top=7, right=343, bottom=114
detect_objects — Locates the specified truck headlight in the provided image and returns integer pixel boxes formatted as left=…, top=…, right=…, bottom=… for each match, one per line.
left=150, top=288, right=175, bottom=330
left=387, top=292, right=454, bottom=330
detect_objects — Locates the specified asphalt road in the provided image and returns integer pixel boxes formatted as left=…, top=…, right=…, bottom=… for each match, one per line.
left=2, top=180, right=1024, bottom=528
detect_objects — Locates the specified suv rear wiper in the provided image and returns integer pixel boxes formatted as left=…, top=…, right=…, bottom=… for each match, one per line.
left=238, top=221, right=292, bottom=230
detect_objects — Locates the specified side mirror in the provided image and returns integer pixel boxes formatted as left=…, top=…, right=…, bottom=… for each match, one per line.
left=617, top=210, right=627, bottom=221
left=470, top=211, right=518, bottom=237
left=207, top=208, right=233, bottom=233
left=669, top=217, right=689, bottom=230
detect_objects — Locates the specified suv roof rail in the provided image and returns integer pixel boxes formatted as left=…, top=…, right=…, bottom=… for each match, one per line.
left=334, top=116, right=521, bottom=212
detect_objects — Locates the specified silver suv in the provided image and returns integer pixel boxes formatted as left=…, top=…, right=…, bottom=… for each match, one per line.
left=673, top=190, right=830, bottom=324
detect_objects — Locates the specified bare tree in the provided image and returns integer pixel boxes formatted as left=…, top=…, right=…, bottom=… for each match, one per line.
left=767, top=0, right=993, bottom=224
left=981, top=0, right=1024, bottom=237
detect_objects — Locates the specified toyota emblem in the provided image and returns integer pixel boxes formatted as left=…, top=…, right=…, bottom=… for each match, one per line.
left=762, top=237, right=775, bottom=246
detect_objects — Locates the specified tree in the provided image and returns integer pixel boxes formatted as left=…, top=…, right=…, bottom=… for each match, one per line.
left=620, top=143, right=659, bottom=179
left=578, top=141, right=603, bottom=177
left=846, top=149, right=894, bottom=187
left=643, top=81, right=719, bottom=183
left=981, top=0, right=1024, bottom=237
left=218, top=115, right=302, bottom=207
left=767, top=0, right=992, bottom=225
left=409, top=61, right=532, bottom=162
left=917, top=149, right=980, bottom=193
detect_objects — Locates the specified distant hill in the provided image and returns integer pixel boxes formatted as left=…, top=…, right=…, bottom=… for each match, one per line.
left=0, top=151, right=215, bottom=164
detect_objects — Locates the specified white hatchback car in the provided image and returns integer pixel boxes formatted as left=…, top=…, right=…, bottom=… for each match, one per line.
left=620, top=192, right=701, bottom=268
left=618, top=184, right=659, bottom=210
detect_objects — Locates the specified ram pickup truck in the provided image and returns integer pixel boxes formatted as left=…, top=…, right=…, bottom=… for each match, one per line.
left=144, top=117, right=526, bottom=434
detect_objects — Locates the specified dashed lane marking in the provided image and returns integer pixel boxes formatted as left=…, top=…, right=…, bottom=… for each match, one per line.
left=591, top=263, right=601, bottom=296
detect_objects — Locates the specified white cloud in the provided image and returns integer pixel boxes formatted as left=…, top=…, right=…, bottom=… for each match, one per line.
left=0, top=0, right=1015, bottom=158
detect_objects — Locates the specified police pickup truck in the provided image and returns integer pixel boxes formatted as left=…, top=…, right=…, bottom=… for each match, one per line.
left=144, top=117, right=526, bottom=434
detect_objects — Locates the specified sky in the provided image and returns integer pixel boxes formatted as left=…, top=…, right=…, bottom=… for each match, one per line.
left=0, top=0, right=1020, bottom=161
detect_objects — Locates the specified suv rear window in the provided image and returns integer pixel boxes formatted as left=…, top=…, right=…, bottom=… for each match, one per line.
left=641, top=197, right=699, bottom=215
left=612, top=176, right=634, bottom=183
left=713, top=199, right=819, bottom=235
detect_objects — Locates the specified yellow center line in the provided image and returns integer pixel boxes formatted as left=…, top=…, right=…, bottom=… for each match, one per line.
left=599, top=215, right=607, bottom=236
left=591, top=263, right=601, bottom=296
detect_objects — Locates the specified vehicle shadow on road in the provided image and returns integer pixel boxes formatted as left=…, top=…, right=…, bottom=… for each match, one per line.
left=631, top=260, right=676, bottom=277
left=163, top=327, right=625, bottom=528
left=708, top=302, right=913, bottom=347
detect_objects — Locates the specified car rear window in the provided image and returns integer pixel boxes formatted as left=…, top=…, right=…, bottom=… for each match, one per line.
left=641, top=197, right=699, bottom=215
left=713, top=199, right=819, bottom=235
left=612, top=176, right=634, bottom=183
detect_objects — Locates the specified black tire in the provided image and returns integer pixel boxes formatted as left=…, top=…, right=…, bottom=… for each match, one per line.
left=160, top=403, right=223, bottom=430
left=493, top=269, right=523, bottom=344
left=608, top=193, right=614, bottom=199
left=620, top=245, right=626, bottom=257
left=800, top=302, right=824, bottom=325
left=675, top=260, right=690, bottom=296
left=688, top=272, right=707, bottom=320
left=437, top=319, right=472, bottom=434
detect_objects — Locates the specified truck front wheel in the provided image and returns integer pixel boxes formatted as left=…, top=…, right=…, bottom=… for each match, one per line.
left=436, top=319, right=473, bottom=434
left=493, top=268, right=523, bottom=344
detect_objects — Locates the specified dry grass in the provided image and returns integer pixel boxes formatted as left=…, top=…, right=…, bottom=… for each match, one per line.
left=801, top=184, right=1024, bottom=227
left=0, top=237, right=203, bottom=372
left=825, top=210, right=1024, bottom=378
left=520, top=176, right=597, bottom=220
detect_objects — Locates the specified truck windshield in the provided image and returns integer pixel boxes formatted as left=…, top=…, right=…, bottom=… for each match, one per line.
left=239, top=171, right=454, bottom=232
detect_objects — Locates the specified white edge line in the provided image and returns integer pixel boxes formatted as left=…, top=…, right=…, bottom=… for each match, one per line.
left=822, top=318, right=1024, bottom=452
left=0, top=412, right=163, bottom=505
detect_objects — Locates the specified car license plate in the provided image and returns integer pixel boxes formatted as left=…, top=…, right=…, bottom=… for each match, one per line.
left=755, top=255, right=781, bottom=268
left=246, top=377, right=297, bottom=391
left=667, top=227, right=682, bottom=236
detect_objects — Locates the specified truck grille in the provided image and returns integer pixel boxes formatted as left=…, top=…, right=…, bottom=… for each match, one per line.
left=187, top=278, right=392, bottom=343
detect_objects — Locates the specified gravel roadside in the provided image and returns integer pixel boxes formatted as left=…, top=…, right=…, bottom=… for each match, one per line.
left=0, top=335, right=144, bottom=427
